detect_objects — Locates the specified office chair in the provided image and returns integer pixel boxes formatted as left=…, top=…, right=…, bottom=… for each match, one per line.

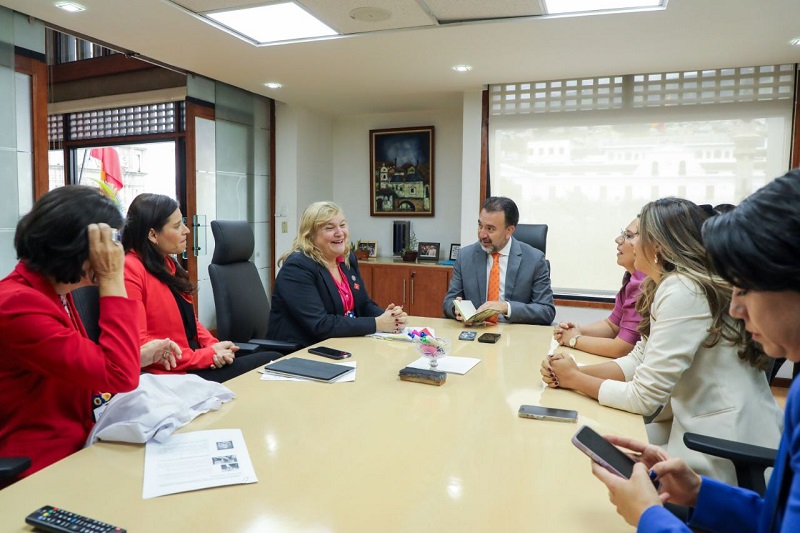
left=514, top=224, right=548, bottom=256
left=0, top=457, right=31, bottom=479
left=72, top=286, right=101, bottom=343
left=209, top=220, right=299, bottom=356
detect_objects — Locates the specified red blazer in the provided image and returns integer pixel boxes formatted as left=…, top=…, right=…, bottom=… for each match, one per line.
left=124, top=252, right=218, bottom=373
left=0, top=262, right=140, bottom=480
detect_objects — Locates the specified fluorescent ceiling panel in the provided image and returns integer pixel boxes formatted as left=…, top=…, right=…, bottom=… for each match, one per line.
left=207, top=2, right=337, bottom=44
left=544, top=0, right=665, bottom=15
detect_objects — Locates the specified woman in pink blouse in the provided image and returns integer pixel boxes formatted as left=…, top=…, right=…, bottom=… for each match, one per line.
left=553, top=217, right=645, bottom=358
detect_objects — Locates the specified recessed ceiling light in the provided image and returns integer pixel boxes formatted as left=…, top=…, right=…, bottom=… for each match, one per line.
left=55, top=1, right=85, bottom=12
left=543, top=0, right=665, bottom=15
left=264, top=82, right=283, bottom=89
left=452, top=65, right=472, bottom=73
left=207, top=2, right=337, bottom=45
left=790, top=38, right=800, bottom=47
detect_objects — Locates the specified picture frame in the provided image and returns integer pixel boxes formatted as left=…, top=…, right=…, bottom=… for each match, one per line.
left=357, top=240, right=378, bottom=259
left=370, top=126, right=435, bottom=217
left=449, top=244, right=461, bottom=261
left=417, top=242, right=440, bottom=261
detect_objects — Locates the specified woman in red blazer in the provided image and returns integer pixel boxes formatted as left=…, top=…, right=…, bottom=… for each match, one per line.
left=122, top=193, right=279, bottom=382
left=0, top=186, right=176, bottom=484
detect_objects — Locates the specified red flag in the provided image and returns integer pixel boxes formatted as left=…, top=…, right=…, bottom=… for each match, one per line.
left=90, top=147, right=123, bottom=190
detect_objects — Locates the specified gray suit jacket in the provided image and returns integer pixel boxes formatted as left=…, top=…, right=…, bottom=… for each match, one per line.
left=442, top=238, right=555, bottom=325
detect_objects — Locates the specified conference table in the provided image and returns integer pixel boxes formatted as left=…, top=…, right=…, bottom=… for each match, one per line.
left=0, top=318, right=645, bottom=532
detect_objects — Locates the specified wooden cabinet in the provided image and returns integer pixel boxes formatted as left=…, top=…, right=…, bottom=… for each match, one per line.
left=358, top=260, right=452, bottom=318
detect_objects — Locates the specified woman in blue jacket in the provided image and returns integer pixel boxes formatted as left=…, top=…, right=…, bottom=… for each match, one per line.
left=591, top=169, right=800, bottom=532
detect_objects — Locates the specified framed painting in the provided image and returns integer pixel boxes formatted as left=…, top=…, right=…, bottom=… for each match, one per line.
left=370, top=126, right=435, bottom=216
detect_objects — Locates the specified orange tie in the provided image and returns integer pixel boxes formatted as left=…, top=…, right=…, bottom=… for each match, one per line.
left=486, top=252, right=500, bottom=323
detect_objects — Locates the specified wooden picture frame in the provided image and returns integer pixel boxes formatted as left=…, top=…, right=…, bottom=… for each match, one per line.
left=357, top=240, right=378, bottom=259
left=449, top=244, right=460, bottom=261
left=370, top=126, right=435, bottom=216
left=417, top=242, right=440, bottom=261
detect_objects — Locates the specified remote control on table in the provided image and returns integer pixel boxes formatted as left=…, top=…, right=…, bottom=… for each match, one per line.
left=25, top=505, right=126, bottom=533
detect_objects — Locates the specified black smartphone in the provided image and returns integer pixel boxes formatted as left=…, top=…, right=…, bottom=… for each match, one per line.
left=308, top=346, right=351, bottom=360
left=571, top=425, right=635, bottom=479
left=458, top=331, right=477, bottom=341
left=518, top=405, right=578, bottom=423
left=478, top=333, right=501, bottom=343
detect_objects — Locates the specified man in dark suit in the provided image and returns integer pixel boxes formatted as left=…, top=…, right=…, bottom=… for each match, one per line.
left=443, top=197, right=555, bottom=325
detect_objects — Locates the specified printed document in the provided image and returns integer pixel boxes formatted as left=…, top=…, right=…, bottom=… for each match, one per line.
left=143, top=428, right=257, bottom=499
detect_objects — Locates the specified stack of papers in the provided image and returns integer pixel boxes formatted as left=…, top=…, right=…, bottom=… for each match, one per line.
left=261, top=358, right=356, bottom=383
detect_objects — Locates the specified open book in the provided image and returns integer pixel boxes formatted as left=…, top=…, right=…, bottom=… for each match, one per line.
left=453, top=300, right=500, bottom=323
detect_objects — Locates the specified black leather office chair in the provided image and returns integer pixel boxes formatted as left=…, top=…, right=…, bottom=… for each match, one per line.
left=209, top=220, right=299, bottom=356
left=0, top=457, right=31, bottom=480
left=72, top=286, right=101, bottom=343
left=514, top=223, right=548, bottom=256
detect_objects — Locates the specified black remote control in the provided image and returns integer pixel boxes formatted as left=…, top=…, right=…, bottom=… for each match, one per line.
left=25, top=505, right=126, bottom=533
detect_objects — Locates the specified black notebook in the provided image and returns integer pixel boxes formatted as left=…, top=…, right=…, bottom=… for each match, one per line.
left=263, top=357, right=355, bottom=383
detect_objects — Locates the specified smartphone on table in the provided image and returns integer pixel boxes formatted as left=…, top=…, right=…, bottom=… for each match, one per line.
left=571, top=425, right=637, bottom=479
left=518, top=405, right=578, bottom=423
left=478, top=333, right=501, bottom=344
left=308, top=346, right=352, bottom=360
left=458, top=331, right=477, bottom=341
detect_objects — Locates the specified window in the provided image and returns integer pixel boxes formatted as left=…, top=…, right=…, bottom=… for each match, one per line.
left=489, top=64, right=795, bottom=293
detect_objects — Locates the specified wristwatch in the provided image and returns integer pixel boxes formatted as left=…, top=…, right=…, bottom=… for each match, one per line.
left=569, top=335, right=582, bottom=348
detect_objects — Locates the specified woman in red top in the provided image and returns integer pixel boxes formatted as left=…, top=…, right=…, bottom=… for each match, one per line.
left=122, top=193, right=279, bottom=382
left=0, top=186, right=177, bottom=484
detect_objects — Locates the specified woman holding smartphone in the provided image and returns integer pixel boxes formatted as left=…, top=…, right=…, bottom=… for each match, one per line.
left=591, top=169, right=800, bottom=532
left=541, top=197, right=782, bottom=484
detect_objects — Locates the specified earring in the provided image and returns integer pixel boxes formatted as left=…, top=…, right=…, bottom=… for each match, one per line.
left=654, top=255, right=659, bottom=264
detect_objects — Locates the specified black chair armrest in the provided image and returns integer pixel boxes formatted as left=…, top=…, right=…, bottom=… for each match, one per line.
left=683, top=433, right=777, bottom=467
left=0, top=456, right=31, bottom=478
left=233, top=342, right=260, bottom=355
left=683, top=432, right=777, bottom=496
left=248, top=338, right=301, bottom=355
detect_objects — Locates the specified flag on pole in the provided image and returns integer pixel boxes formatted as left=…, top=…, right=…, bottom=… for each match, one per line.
left=89, top=147, right=123, bottom=190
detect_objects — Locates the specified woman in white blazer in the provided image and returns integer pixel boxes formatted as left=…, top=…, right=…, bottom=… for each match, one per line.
left=541, top=198, right=782, bottom=484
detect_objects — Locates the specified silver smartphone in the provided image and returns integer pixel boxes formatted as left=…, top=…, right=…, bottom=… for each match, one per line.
left=571, top=425, right=635, bottom=478
left=518, top=405, right=578, bottom=423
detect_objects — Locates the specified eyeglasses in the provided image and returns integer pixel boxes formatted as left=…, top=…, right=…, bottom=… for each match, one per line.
left=618, top=229, right=639, bottom=241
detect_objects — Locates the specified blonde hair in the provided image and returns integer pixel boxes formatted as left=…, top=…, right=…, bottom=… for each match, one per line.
left=635, top=198, right=767, bottom=369
left=278, top=201, right=352, bottom=268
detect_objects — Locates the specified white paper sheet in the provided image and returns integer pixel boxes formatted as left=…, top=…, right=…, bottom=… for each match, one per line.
left=367, top=326, right=436, bottom=341
left=406, top=356, right=481, bottom=375
left=259, top=361, right=357, bottom=382
left=142, top=428, right=257, bottom=499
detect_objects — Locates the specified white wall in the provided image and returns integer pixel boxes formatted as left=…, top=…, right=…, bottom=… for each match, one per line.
left=274, top=102, right=334, bottom=264
left=331, top=107, right=463, bottom=259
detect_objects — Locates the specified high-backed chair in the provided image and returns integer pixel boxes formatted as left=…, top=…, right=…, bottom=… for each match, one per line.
left=72, top=285, right=101, bottom=343
left=209, top=220, right=299, bottom=356
left=514, top=223, right=548, bottom=256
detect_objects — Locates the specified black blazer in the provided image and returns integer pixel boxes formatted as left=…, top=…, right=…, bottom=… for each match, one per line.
left=267, top=251, right=384, bottom=348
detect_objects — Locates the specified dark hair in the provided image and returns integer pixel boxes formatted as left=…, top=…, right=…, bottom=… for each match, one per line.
left=122, top=193, right=194, bottom=295
left=703, top=169, right=800, bottom=293
left=15, top=186, right=123, bottom=284
left=712, top=203, right=736, bottom=215
left=482, top=196, right=519, bottom=227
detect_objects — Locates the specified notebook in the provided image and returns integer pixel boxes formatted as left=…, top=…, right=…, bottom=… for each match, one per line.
left=263, top=357, right=356, bottom=383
